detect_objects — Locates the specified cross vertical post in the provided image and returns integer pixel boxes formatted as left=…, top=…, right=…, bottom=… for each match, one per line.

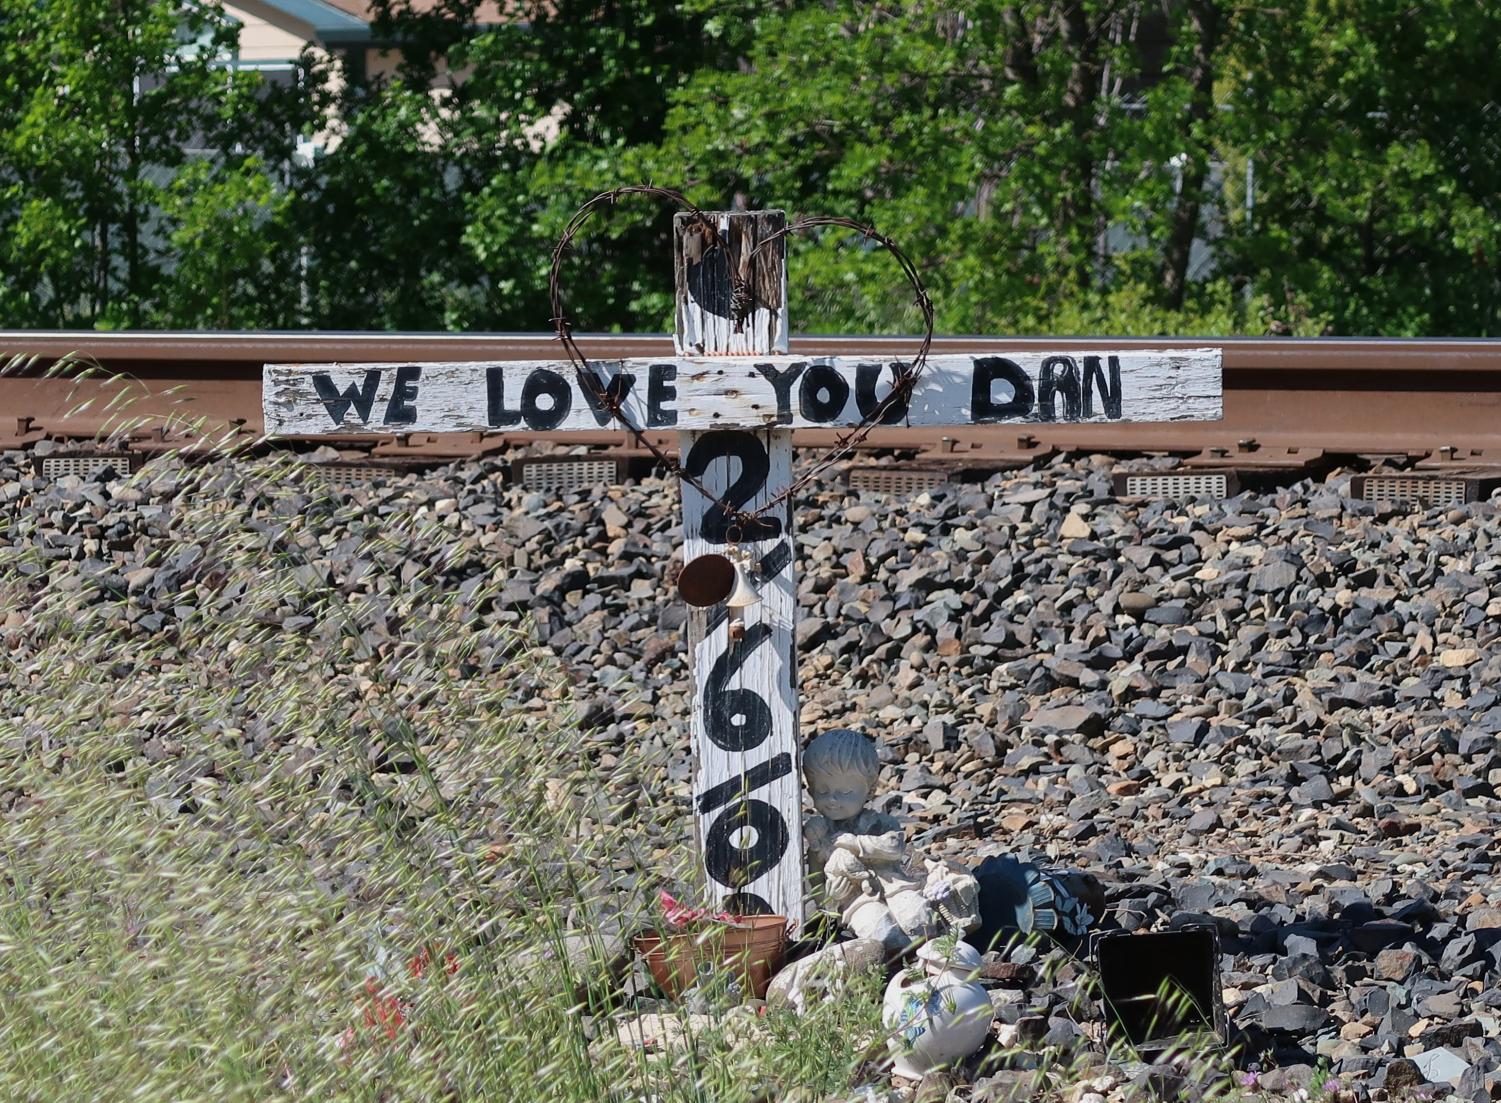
left=673, top=211, right=805, bottom=926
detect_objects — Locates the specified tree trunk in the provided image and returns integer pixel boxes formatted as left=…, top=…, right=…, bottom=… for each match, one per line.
left=95, top=216, right=110, bottom=323
left=1161, top=0, right=1220, bottom=310
left=1057, top=1, right=1102, bottom=291
left=124, top=78, right=141, bottom=326
left=1001, top=5, right=1038, bottom=86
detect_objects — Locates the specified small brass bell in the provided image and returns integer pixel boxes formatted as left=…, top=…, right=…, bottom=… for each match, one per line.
left=724, top=559, right=761, bottom=609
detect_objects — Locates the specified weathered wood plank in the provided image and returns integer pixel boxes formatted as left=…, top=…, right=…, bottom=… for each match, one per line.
left=256, top=203, right=1230, bottom=939
left=263, top=349, right=1223, bottom=435
left=673, top=210, right=789, bottom=357
left=680, top=429, right=802, bottom=924
left=677, top=211, right=804, bottom=927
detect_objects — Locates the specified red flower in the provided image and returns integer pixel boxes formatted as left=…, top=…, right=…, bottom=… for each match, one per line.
left=358, top=975, right=407, bottom=1041
left=408, top=947, right=461, bottom=979
left=658, top=889, right=739, bottom=929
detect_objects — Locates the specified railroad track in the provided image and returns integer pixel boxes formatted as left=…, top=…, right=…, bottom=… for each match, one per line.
left=4, top=332, right=1501, bottom=502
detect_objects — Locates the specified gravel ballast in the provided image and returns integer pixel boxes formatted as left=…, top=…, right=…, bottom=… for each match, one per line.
left=3, top=448, right=1500, bottom=1098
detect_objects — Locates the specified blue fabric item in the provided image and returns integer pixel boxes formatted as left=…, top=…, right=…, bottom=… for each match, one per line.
left=972, top=856, right=1092, bottom=952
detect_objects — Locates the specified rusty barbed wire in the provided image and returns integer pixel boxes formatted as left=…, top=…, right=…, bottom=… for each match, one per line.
left=747, top=214, right=934, bottom=513
left=548, top=188, right=934, bottom=536
left=549, top=186, right=729, bottom=515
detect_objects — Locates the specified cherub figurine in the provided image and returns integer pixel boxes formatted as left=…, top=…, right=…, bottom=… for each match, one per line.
left=803, top=728, right=978, bottom=953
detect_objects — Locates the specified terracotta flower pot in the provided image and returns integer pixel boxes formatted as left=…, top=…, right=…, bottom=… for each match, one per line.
left=632, top=915, right=788, bottom=1000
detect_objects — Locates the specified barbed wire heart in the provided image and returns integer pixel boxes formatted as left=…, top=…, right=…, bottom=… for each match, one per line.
left=548, top=185, right=934, bottom=534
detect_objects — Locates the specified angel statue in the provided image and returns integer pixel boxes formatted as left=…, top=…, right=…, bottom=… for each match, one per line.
left=802, top=728, right=978, bottom=954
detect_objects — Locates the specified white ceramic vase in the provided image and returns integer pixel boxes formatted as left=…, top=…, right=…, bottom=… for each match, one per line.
left=881, top=939, right=994, bottom=1079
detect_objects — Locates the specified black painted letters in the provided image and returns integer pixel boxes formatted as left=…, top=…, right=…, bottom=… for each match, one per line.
left=1082, top=355, right=1123, bottom=418
left=855, top=361, right=910, bottom=424
left=752, top=361, right=807, bottom=424
left=971, top=357, right=1035, bottom=422
left=647, top=363, right=678, bottom=427
left=314, top=369, right=382, bottom=425
left=578, top=370, right=636, bottom=428
left=485, top=367, right=522, bottom=427
left=521, top=369, right=571, bottom=430
left=704, top=799, right=789, bottom=890
left=687, top=428, right=793, bottom=902
left=697, top=752, right=793, bottom=815
left=683, top=431, right=782, bottom=542
left=704, top=623, right=774, bottom=752
left=383, top=365, right=422, bottom=425
left=1038, top=356, right=1081, bottom=421
left=307, top=352, right=1141, bottom=434
left=799, top=363, right=851, bottom=423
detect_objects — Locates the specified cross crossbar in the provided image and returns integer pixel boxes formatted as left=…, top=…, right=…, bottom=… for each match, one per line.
left=263, top=350, right=1222, bottom=436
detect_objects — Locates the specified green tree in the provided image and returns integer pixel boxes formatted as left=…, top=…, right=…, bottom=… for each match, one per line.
left=284, top=2, right=507, bottom=329
left=459, top=0, right=742, bottom=332
left=156, top=156, right=293, bottom=328
left=635, top=1, right=1196, bottom=334
left=0, top=0, right=299, bottom=327
left=1220, top=0, right=1501, bottom=335
left=5, top=0, right=1498, bottom=336
left=296, top=0, right=728, bottom=331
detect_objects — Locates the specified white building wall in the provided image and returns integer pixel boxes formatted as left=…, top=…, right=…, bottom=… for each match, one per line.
left=223, top=0, right=316, bottom=63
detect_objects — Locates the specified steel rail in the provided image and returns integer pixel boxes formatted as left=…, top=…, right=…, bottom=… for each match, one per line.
left=3, top=332, right=1500, bottom=464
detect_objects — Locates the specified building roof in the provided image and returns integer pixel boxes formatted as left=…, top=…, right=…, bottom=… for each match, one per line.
left=290, top=0, right=511, bottom=30
left=229, top=0, right=515, bottom=59
left=254, top=0, right=369, bottom=39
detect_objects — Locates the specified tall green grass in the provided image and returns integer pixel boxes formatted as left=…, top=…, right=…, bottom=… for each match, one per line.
left=0, top=432, right=1254, bottom=1100
left=0, top=453, right=886, bottom=1101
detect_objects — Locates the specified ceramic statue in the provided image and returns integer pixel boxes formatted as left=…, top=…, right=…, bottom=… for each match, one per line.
left=803, top=729, right=979, bottom=953
left=881, top=938, right=994, bottom=1078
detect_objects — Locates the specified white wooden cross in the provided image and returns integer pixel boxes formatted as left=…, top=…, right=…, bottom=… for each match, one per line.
left=264, top=209, right=1223, bottom=929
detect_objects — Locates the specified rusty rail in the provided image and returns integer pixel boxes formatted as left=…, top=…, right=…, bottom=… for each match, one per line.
left=3, top=332, right=1500, bottom=471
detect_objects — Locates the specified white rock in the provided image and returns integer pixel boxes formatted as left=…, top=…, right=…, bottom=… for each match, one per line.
left=1439, top=647, right=1480, bottom=668
left=1059, top=513, right=1092, bottom=540
left=765, top=938, right=885, bottom=1014
left=1412, top=1046, right=1470, bottom=1084
left=615, top=1013, right=714, bottom=1052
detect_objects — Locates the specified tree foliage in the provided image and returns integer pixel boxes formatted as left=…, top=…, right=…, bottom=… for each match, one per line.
left=0, top=0, right=298, bottom=327
left=1222, top=0, right=1501, bottom=336
left=1, top=0, right=1498, bottom=335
